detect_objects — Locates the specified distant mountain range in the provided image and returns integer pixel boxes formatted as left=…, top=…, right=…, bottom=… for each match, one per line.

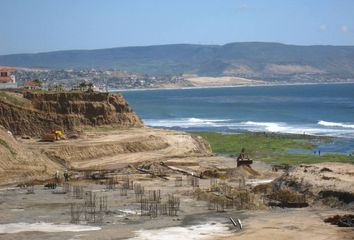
left=1, top=42, right=354, bottom=81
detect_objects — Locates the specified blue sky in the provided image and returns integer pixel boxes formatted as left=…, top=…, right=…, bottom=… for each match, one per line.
left=0, top=0, right=353, bottom=55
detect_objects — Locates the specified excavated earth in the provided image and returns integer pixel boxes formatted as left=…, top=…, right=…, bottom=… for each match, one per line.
left=0, top=121, right=213, bottom=185
left=0, top=126, right=62, bottom=185
left=25, top=127, right=213, bottom=171
left=272, top=163, right=354, bottom=208
left=0, top=90, right=214, bottom=184
left=0, top=90, right=143, bottom=137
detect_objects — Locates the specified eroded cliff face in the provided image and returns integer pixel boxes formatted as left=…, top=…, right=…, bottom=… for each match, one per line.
left=0, top=91, right=143, bottom=137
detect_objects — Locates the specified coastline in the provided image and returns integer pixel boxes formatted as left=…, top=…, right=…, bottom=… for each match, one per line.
left=111, top=81, right=354, bottom=92
left=193, top=131, right=354, bottom=164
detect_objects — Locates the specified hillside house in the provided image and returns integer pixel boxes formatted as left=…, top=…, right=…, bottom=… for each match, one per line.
left=24, top=80, right=42, bottom=90
left=0, top=67, right=17, bottom=89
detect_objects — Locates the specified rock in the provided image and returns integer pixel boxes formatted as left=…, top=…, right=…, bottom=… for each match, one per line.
left=320, top=167, right=333, bottom=173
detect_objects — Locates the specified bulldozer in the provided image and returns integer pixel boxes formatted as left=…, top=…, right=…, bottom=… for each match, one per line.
left=41, top=130, right=65, bottom=142
left=236, top=148, right=253, bottom=167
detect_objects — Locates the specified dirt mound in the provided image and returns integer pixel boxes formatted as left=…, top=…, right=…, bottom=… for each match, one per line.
left=318, top=190, right=354, bottom=204
left=200, top=165, right=260, bottom=179
left=324, top=214, right=354, bottom=227
left=267, top=188, right=308, bottom=208
left=0, top=127, right=62, bottom=185
left=273, top=163, right=354, bottom=207
left=239, top=165, right=260, bottom=176
left=0, top=91, right=143, bottom=137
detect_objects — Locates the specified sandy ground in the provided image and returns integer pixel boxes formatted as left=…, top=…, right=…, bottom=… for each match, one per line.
left=287, top=162, right=354, bottom=194
left=0, top=169, right=352, bottom=240
left=1, top=129, right=353, bottom=239
left=19, top=128, right=211, bottom=171
left=0, top=172, right=252, bottom=240
left=0, top=127, right=62, bottom=185
left=185, top=76, right=265, bottom=87
left=217, top=208, right=354, bottom=240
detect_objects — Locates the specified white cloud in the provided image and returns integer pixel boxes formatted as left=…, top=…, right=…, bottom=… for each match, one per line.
left=340, top=25, right=349, bottom=33
left=319, top=24, right=327, bottom=31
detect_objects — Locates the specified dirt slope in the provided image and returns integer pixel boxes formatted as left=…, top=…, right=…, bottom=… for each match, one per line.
left=0, top=127, right=62, bottom=185
left=273, top=163, right=354, bottom=208
left=0, top=91, right=143, bottom=137
left=275, top=163, right=354, bottom=194
left=28, top=128, right=212, bottom=171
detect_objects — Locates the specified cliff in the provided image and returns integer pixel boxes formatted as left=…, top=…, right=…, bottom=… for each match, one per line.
left=0, top=91, right=144, bottom=137
left=0, top=91, right=213, bottom=185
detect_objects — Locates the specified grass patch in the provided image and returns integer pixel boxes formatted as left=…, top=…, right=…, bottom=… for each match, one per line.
left=260, top=152, right=353, bottom=165
left=194, top=132, right=353, bottom=165
left=0, top=91, right=32, bottom=108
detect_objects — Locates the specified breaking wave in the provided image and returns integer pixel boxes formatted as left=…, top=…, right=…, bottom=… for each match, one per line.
left=144, top=118, right=230, bottom=128
left=144, top=118, right=354, bottom=138
left=241, top=121, right=287, bottom=132
left=318, top=120, right=354, bottom=129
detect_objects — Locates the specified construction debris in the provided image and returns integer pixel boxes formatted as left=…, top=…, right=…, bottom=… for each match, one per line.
left=70, top=191, right=108, bottom=224
left=139, top=192, right=180, bottom=218
left=267, top=188, right=308, bottom=208
left=230, top=217, right=242, bottom=230
left=324, top=215, right=354, bottom=227
left=193, top=182, right=264, bottom=211
left=160, top=162, right=200, bottom=177
left=175, top=176, right=183, bottom=187
left=187, top=175, right=199, bottom=187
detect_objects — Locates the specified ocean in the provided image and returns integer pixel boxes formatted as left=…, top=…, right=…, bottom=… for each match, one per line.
left=121, top=83, right=354, bottom=153
left=121, top=83, right=354, bottom=137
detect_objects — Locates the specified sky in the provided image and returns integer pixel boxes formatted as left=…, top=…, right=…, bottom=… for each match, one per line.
left=0, top=0, right=353, bottom=55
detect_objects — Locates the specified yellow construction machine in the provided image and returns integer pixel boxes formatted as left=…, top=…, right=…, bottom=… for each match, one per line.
left=41, top=130, right=65, bottom=142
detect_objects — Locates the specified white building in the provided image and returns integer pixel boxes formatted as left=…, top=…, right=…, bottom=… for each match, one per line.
left=0, top=67, right=17, bottom=89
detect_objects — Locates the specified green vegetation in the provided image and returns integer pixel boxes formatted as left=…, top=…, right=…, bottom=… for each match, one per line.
left=263, top=152, right=354, bottom=165
left=32, top=79, right=42, bottom=87
left=77, top=82, right=94, bottom=91
left=0, top=91, right=32, bottom=108
left=0, top=138, right=16, bottom=156
left=194, top=132, right=354, bottom=165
